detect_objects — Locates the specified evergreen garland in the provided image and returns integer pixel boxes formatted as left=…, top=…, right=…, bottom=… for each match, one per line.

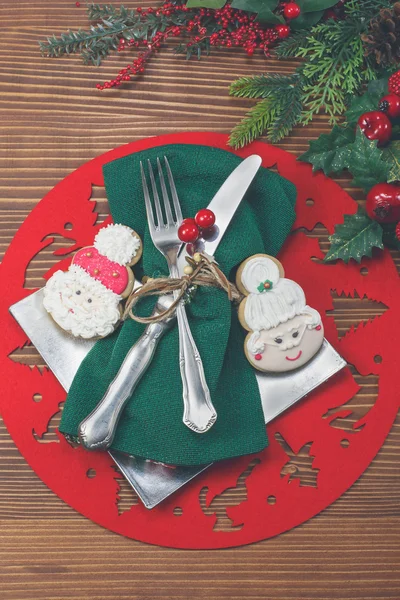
left=228, top=0, right=393, bottom=149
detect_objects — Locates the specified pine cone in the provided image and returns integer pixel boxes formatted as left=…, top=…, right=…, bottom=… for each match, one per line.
left=361, top=2, right=400, bottom=66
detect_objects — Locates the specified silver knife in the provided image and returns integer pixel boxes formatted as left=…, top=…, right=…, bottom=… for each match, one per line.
left=78, top=155, right=262, bottom=451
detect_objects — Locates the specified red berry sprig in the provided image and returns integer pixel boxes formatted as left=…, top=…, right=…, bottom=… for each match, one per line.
left=396, top=221, right=400, bottom=242
left=195, top=208, right=216, bottom=229
left=178, top=218, right=200, bottom=243
left=283, top=2, right=301, bottom=19
left=357, top=111, right=392, bottom=146
left=178, top=209, right=216, bottom=243
left=366, top=183, right=400, bottom=224
left=389, top=70, right=400, bottom=96
left=378, top=94, right=400, bottom=119
left=97, top=1, right=290, bottom=89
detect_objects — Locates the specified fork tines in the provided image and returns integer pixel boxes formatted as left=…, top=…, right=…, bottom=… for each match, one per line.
left=140, top=157, right=183, bottom=230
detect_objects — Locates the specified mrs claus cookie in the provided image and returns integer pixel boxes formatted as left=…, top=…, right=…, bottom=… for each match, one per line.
left=236, top=254, right=324, bottom=373
left=43, top=224, right=142, bottom=339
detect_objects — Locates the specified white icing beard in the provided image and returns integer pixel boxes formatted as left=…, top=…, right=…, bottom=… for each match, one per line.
left=43, top=265, right=121, bottom=339
left=94, top=224, right=140, bottom=265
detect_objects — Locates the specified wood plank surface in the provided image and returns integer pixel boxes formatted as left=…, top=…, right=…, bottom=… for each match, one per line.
left=1, top=2, right=399, bottom=599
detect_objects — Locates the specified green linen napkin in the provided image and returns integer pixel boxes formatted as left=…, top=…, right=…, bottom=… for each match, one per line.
left=60, top=144, right=296, bottom=466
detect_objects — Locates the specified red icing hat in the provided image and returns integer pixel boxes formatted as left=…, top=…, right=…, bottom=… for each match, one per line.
left=73, top=247, right=129, bottom=295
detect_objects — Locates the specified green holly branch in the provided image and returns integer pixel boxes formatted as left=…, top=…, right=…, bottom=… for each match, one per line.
left=300, top=74, right=400, bottom=262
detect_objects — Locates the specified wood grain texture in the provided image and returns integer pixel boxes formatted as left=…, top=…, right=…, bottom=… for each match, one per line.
left=1, top=2, right=400, bottom=599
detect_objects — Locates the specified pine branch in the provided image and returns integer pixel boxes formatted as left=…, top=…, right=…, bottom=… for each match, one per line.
left=344, top=0, right=392, bottom=19
left=87, top=3, right=136, bottom=22
left=228, top=99, right=277, bottom=149
left=295, top=14, right=376, bottom=124
left=39, top=21, right=138, bottom=64
left=229, top=72, right=301, bottom=100
left=274, top=30, right=309, bottom=58
left=229, top=72, right=304, bottom=144
left=268, top=86, right=303, bottom=142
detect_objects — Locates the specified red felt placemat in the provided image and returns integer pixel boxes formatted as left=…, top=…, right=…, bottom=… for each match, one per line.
left=0, top=132, right=399, bottom=549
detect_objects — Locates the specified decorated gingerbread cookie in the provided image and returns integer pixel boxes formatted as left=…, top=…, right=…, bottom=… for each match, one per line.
left=43, top=224, right=142, bottom=339
left=236, top=254, right=324, bottom=373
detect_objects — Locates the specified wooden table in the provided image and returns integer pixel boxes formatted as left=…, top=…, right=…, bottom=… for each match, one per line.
left=1, top=2, right=399, bottom=599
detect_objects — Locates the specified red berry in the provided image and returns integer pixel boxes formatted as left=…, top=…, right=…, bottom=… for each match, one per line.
left=178, top=218, right=200, bottom=243
left=254, top=354, right=262, bottom=361
left=379, top=94, right=400, bottom=119
left=366, top=183, right=400, bottom=223
left=275, top=24, right=290, bottom=38
left=195, top=208, right=215, bottom=230
left=389, top=70, right=400, bottom=96
left=75, top=1, right=80, bottom=5
left=283, top=2, right=301, bottom=19
left=357, top=111, right=392, bottom=146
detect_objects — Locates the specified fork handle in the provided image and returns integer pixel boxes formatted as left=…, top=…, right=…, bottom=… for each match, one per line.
left=78, top=301, right=175, bottom=451
left=175, top=299, right=217, bottom=434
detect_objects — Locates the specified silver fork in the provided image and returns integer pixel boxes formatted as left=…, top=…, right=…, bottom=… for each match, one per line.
left=141, top=157, right=217, bottom=433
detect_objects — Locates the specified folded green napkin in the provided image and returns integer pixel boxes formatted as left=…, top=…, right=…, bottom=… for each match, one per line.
left=60, top=144, right=296, bottom=466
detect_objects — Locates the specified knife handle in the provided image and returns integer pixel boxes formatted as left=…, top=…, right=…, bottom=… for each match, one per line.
left=78, top=297, right=175, bottom=451
left=167, top=261, right=217, bottom=433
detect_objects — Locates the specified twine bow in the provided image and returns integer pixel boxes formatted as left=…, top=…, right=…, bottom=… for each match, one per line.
left=123, top=253, right=243, bottom=325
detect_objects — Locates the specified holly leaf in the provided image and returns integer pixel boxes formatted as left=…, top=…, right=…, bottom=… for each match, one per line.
left=349, top=128, right=391, bottom=192
left=257, top=7, right=284, bottom=23
left=324, top=207, right=384, bottom=264
left=382, top=141, right=400, bottom=183
left=231, top=0, right=283, bottom=23
left=290, top=9, right=324, bottom=30
left=186, top=0, right=226, bottom=7
left=297, top=0, right=336, bottom=13
left=345, top=77, right=390, bottom=125
left=299, top=125, right=355, bottom=174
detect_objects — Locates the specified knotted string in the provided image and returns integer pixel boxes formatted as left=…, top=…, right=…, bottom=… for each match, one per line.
left=122, top=253, right=243, bottom=325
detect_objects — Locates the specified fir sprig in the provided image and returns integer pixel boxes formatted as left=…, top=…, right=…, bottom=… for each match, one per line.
left=40, top=15, right=143, bottom=66
left=87, top=3, right=135, bottom=20
left=228, top=99, right=277, bottom=149
left=230, top=73, right=301, bottom=99
left=229, top=73, right=303, bottom=145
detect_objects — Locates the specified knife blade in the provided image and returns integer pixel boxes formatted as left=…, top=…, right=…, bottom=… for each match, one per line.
left=78, top=154, right=263, bottom=450
left=176, top=154, right=262, bottom=274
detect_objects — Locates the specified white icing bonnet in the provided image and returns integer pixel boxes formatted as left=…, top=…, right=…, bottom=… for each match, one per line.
left=242, top=255, right=321, bottom=332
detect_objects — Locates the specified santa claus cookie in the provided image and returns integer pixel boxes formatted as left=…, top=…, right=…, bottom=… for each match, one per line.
left=43, top=224, right=142, bottom=339
left=236, top=254, right=324, bottom=373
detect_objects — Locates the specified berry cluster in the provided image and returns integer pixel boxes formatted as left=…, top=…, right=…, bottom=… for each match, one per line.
left=178, top=209, right=216, bottom=244
left=96, top=1, right=302, bottom=90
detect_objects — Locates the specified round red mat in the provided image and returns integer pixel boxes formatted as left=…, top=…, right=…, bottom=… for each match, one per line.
left=0, top=132, right=399, bottom=549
